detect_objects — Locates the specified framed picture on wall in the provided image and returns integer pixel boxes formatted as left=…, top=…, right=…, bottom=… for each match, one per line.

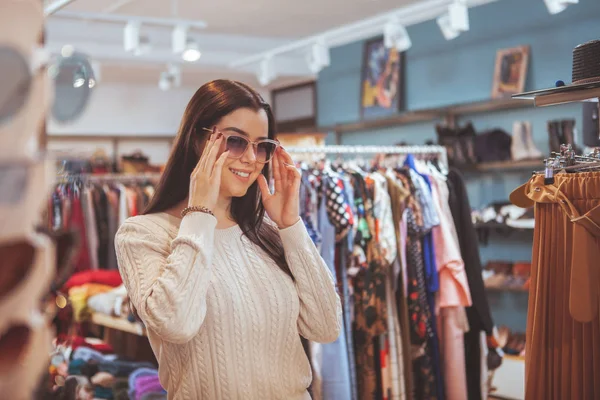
left=360, top=36, right=405, bottom=119
left=491, top=45, right=530, bottom=99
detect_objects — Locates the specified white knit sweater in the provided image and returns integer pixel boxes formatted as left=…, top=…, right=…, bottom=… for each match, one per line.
left=115, top=212, right=342, bottom=400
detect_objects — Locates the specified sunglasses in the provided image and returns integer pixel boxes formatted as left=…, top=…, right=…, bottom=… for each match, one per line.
left=0, top=229, right=78, bottom=375
left=202, top=127, right=279, bottom=163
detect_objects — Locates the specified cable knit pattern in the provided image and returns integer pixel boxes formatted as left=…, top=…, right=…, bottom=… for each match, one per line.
left=115, top=212, right=341, bottom=400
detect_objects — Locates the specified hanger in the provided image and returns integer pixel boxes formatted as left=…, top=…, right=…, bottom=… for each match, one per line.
left=536, top=144, right=600, bottom=184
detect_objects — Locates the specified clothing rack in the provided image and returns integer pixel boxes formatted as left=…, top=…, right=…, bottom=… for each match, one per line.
left=286, top=144, right=448, bottom=167
left=56, top=172, right=162, bottom=184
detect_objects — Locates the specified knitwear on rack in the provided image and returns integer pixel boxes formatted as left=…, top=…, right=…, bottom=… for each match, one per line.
left=115, top=212, right=342, bottom=400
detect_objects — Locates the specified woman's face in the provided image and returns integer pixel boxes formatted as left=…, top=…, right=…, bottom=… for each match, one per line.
left=212, top=107, right=270, bottom=199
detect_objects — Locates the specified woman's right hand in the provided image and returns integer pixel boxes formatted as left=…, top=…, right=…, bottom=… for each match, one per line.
left=188, top=131, right=229, bottom=211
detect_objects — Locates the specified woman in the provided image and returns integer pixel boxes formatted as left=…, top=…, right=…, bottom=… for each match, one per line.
left=115, top=79, right=342, bottom=400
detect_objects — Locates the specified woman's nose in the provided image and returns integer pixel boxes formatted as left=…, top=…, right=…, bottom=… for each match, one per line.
left=241, top=143, right=257, bottom=163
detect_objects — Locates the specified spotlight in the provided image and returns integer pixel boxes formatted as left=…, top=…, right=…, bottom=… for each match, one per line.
left=172, top=25, right=188, bottom=54
left=158, top=71, right=172, bottom=91
left=448, top=0, right=469, bottom=32
left=167, top=64, right=182, bottom=87
left=258, top=56, right=275, bottom=86
left=123, top=21, right=141, bottom=53
left=437, top=13, right=460, bottom=40
left=544, top=0, right=578, bottom=14
left=182, top=39, right=201, bottom=62
left=158, top=64, right=182, bottom=91
left=307, top=38, right=330, bottom=74
left=132, top=35, right=152, bottom=56
left=383, top=19, right=412, bottom=52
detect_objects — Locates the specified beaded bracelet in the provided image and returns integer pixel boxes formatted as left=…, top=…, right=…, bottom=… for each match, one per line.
left=181, top=205, right=215, bottom=218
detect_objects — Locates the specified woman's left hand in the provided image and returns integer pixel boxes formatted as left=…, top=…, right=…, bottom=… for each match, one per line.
left=257, top=147, right=301, bottom=229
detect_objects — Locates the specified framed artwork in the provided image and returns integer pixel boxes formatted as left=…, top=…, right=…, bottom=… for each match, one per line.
left=491, top=45, right=530, bottom=99
left=360, top=36, right=405, bottom=119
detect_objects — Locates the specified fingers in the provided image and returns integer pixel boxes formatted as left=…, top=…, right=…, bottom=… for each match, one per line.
left=278, top=150, right=289, bottom=188
left=279, top=147, right=294, bottom=164
left=200, top=134, right=222, bottom=173
left=195, top=127, right=217, bottom=173
left=210, top=150, right=229, bottom=180
left=197, top=133, right=215, bottom=173
left=257, top=174, right=272, bottom=201
left=204, top=135, right=223, bottom=173
left=272, top=150, right=282, bottom=193
left=285, top=164, right=301, bottom=191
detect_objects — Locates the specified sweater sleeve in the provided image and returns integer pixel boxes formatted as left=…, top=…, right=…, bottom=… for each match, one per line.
left=115, top=213, right=217, bottom=344
left=278, top=219, right=342, bottom=344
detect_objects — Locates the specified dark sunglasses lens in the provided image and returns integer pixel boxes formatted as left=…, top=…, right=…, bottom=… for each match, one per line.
left=0, top=241, right=34, bottom=299
left=256, top=142, right=277, bottom=162
left=226, top=136, right=248, bottom=157
left=0, top=325, right=31, bottom=373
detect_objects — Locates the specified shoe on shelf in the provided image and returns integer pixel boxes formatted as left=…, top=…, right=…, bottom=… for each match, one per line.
left=511, top=121, right=529, bottom=161
left=548, top=120, right=562, bottom=154
left=503, top=262, right=531, bottom=289
left=522, top=121, right=543, bottom=159
left=484, top=261, right=513, bottom=288
left=505, top=207, right=534, bottom=229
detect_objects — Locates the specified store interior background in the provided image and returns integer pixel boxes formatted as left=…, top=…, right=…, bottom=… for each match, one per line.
left=43, top=0, right=599, bottom=397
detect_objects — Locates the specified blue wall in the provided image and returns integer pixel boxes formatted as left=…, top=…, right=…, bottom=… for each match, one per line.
left=316, top=0, right=600, bottom=331
left=317, top=0, right=600, bottom=214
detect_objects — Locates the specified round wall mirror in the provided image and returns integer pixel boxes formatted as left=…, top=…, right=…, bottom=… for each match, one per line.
left=50, top=51, right=96, bottom=124
left=0, top=47, right=32, bottom=126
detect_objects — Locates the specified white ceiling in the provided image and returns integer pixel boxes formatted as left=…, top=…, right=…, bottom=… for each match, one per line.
left=46, top=0, right=428, bottom=87
left=59, top=0, right=421, bottom=37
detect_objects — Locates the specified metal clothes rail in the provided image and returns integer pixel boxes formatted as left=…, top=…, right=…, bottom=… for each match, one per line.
left=285, top=144, right=448, bottom=168
left=56, top=172, right=162, bottom=183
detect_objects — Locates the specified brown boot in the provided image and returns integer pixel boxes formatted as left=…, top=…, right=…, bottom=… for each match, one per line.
left=547, top=120, right=562, bottom=154
left=561, top=119, right=581, bottom=154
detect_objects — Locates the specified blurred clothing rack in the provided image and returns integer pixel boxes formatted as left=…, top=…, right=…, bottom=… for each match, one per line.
left=56, top=172, right=162, bottom=184
left=286, top=144, right=448, bottom=167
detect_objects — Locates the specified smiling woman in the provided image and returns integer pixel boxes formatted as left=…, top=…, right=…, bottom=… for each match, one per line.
left=114, top=79, right=342, bottom=400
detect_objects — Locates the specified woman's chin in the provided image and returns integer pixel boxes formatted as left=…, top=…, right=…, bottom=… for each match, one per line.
left=224, top=186, right=250, bottom=198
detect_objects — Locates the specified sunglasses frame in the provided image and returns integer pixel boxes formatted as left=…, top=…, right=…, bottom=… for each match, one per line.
left=202, top=127, right=280, bottom=164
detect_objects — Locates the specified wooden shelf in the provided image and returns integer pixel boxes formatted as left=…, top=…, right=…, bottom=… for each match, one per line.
left=462, top=159, right=543, bottom=172
left=90, top=313, right=147, bottom=337
left=504, top=354, right=526, bottom=362
left=474, top=222, right=534, bottom=231
left=319, top=98, right=533, bottom=134
left=485, top=285, right=529, bottom=294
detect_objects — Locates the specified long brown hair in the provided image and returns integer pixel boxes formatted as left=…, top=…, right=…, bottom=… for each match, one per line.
left=144, top=79, right=291, bottom=277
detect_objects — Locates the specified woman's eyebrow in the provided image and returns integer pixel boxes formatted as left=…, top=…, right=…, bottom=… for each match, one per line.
left=223, top=127, right=268, bottom=140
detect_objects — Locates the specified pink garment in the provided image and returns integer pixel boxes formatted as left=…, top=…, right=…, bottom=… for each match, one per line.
left=399, top=209, right=408, bottom=297
left=437, top=307, right=470, bottom=400
left=429, top=177, right=472, bottom=308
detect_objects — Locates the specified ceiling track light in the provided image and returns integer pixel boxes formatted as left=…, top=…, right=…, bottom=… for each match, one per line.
left=448, top=0, right=470, bottom=32
left=544, top=0, right=578, bottom=14
left=172, top=25, right=188, bottom=54
left=437, top=0, right=469, bottom=41
left=182, top=39, right=201, bottom=62
left=307, top=38, right=330, bottom=74
left=123, top=20, right=142, bottom=53
left=158, top=63, right=182, bottom=91
left=437, top=13, right=460, bottom=40
left=132, top=35, right=152, bottom=56
left=383, top=18, right=412, bottom=52
left=172, top=25, right=201, bottom=62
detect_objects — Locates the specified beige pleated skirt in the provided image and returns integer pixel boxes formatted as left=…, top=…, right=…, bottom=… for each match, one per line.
left=511, top=172, right=600, bottom=400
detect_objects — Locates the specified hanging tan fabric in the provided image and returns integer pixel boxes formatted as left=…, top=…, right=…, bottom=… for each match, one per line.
left=510, top=172, right=600, bottom=400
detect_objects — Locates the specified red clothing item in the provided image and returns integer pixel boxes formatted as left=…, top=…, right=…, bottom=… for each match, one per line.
left=57, top=335, right=115, bottom=354
left=63, top=270, right=122, bottom=291
left=70, top=197, right=92, bottom=272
